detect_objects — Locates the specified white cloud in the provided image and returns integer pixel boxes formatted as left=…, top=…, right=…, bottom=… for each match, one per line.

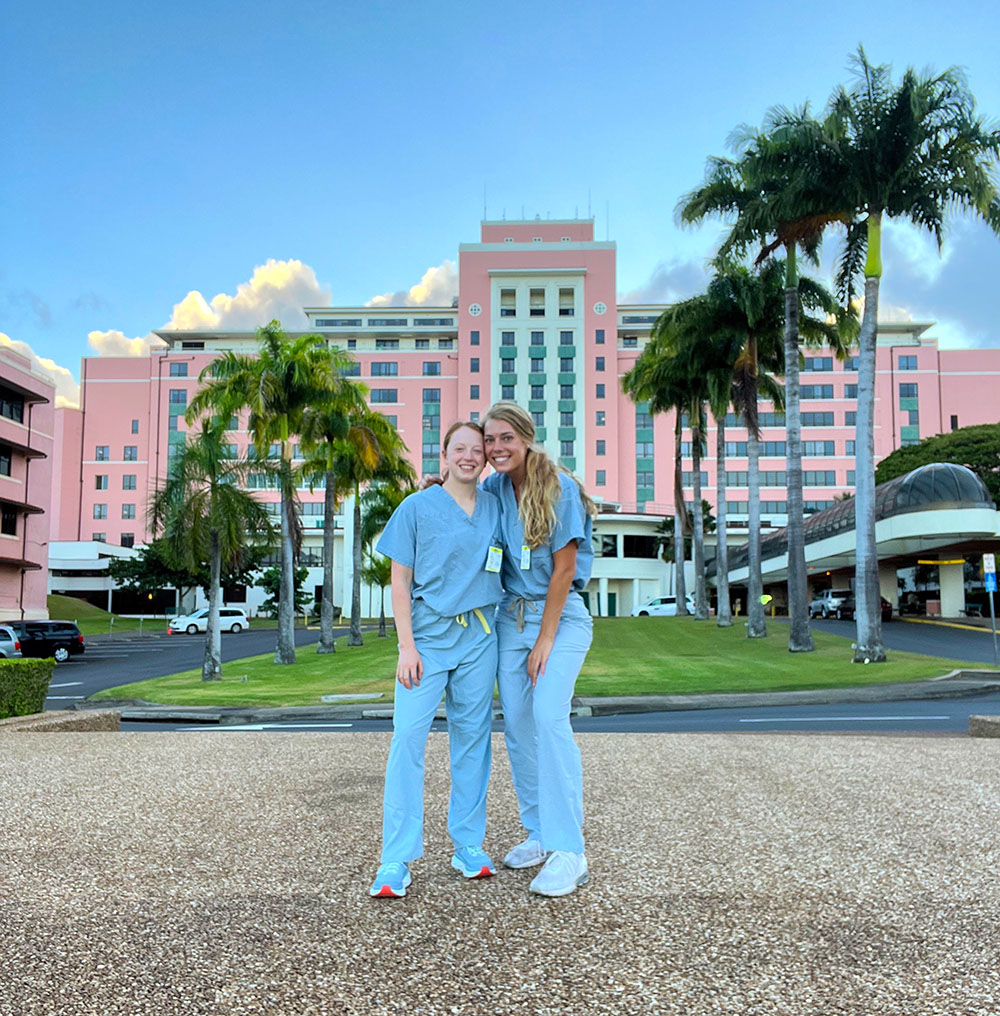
left=618, top=259, right=707, bottom=305
left=0, top=333, right=80, bottom=408
left=85, top=259, right=332, bottom=358
left=882, top=219, right=955, bottom=287
left=164, top=259, right=331, bottom=330
left=87, top=329, right=165, bottom=357
left=367, top=260, right=458, bottom=307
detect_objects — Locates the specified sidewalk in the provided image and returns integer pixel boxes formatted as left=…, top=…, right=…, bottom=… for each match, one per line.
left=2, top=731, right=998, bottom=1015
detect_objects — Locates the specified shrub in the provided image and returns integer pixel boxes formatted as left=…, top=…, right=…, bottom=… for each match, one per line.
left=0, top=658, right=56, bottom=719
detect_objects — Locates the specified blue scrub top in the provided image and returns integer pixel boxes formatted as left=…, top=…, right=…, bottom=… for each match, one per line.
left=376, top=484, right=503, bottom=617
left=482, top=471, right=594, bottom=600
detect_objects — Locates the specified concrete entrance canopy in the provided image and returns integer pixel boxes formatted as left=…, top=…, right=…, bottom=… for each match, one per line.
left=712, top=464, right=1000, bottom=604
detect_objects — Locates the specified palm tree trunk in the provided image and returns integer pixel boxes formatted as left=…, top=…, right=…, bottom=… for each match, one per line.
left=715, top=413, right=732, bottom=627
left=784, top=257, right=815, bottom=653
left=202, top=528, right=222, bottom=681
left=691, top=403, right=708, bottom=620
left=349, top=485, right=364, bottom=646
left=746, top=371, right=766, bottom=639
left=853, top=245, right=886, bottom=662
left=378, top=587, right=387, bottom=638
left=317, top=471, right=337, bottom=654
left=275, top=471, right=296, bottom=664
left=673, top=411, right=688, bottom=615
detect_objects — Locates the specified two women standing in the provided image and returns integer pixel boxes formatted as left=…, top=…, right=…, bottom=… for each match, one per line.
left=370, top=403, right=595, bottom=899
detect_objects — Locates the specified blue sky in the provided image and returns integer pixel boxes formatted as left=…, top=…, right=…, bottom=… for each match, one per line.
left=3, top=0, right=999, bottom=404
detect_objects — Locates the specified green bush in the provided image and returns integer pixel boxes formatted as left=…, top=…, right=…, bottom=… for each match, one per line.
left=0, top=659, right=56, bottom=719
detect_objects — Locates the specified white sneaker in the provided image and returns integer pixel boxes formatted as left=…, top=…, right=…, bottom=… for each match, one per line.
left=529, top=850, right=589, bottom=896
left=503, top=837, right=547, bottom=869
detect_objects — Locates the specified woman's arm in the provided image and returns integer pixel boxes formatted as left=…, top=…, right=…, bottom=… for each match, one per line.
left=526, top=541, right=578, bottom=686
left=391, top=561, right=423, bottom=688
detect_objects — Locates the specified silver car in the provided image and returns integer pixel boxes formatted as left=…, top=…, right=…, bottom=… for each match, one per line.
left=0, top=624, right=23, bottom=658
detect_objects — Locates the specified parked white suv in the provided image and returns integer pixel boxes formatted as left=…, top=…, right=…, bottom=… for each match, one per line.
left=168, top=607, right=250, bottom=635
left=631, top=594, right=697, bottom=617
left=808, top=589, right=852, bottom=619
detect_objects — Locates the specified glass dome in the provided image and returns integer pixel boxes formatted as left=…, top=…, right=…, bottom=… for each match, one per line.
left=709, top=463, right=995, bottom=577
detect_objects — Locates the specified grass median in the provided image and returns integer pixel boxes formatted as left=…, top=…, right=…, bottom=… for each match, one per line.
left=89, top=617, right=982, bottom=707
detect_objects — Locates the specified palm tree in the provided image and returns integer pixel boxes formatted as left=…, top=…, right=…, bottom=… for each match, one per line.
left=150, top=419, right=276, bottom=681
left=361, top=551, right=393, bottom=638
left=187, top=321, right=355, bottom=664
left=827, top=50, right=1000, bottom=662
left=678, top=115, right=856, bottom=651
left=299, top=381, right=371, bottom=655
left=623, top=350, right=696, bottom=617
left=761, top=50, right=1000, bottom=661
left=330, top=407, right=415, bottom=646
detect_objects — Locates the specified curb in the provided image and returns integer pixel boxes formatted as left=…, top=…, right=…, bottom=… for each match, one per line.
left=80, top=670, right=1000, bottom=725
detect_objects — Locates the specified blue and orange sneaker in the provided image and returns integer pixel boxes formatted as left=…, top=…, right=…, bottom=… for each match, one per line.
left=451, top=845, right=496, bottom=879
left=369, top=862, right=411, bottom=898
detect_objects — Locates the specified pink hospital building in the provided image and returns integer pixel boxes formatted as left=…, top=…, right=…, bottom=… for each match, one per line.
left=35, top=218, right=1000, bottom=618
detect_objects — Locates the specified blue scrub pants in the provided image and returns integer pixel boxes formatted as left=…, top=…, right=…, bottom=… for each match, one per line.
left=495, top=592, right=593, bottom=854
left=380, top=602, right=498, bottom=864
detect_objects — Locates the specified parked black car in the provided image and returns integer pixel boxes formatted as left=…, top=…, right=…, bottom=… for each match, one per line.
left=833, top=596, right=893, bottom=622
left=0, top=620, right=85, bottom=662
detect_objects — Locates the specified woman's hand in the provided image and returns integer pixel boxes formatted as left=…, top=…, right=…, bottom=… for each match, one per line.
left=527, top=633, right=555, bottom=687
left=396, top=645, right=424, bottom=689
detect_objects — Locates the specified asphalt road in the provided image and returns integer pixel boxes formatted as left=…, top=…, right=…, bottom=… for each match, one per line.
left=120, top=689, right=1000, bottom=735
left=803, top=616, right=1000, bottom=665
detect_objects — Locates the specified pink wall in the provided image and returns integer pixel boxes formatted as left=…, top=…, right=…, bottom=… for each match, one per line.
left=51, top=407, right=83, bottom=541
left=0, top=348, right=54, bottom=619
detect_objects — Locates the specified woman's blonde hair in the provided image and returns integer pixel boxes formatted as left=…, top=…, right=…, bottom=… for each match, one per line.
left=483, top=401, right=596, bottom=548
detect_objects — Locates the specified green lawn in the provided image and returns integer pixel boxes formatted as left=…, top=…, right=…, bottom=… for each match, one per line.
left=90, top=616, right=985, bottom=707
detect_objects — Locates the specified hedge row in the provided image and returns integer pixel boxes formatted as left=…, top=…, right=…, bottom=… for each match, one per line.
left=0, top=659, right=56, bottom=719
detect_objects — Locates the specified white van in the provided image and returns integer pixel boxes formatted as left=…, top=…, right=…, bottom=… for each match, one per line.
left=168, top=607, right=250, bottom=635
left=631, top=594, right=697, bottom=617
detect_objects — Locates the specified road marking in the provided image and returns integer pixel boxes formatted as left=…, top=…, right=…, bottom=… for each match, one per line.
left=739, top=715, right=951, bottom=723
left=49, top=681, right=83, bottom=688
left=178, top=722, right=354, bottom=732
left=45, top=695, right=85, bottom=700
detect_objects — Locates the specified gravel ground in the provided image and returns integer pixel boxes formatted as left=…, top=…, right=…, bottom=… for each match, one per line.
left=1, top=732, right=998, bottom=1016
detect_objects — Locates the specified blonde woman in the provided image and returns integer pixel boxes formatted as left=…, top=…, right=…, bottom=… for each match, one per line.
left=481, top=401, right=596, bottom=897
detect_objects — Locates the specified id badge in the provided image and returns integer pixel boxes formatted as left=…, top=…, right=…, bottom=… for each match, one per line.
left=520, top=545, right=531, bottom=570
left=485, top=545, right=503, bottom=573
